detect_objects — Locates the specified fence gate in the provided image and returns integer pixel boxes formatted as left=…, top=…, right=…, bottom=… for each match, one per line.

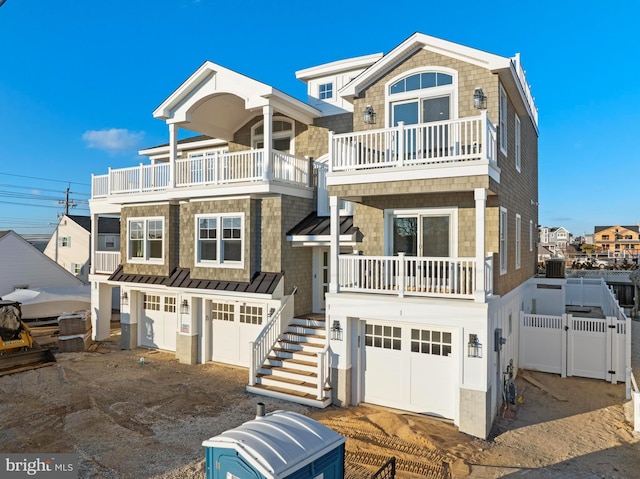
left=520, top=312, right=627, bottom=383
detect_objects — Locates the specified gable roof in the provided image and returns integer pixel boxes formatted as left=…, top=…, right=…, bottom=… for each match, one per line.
left=65, top=215, right=121, bottom=234
left=594, top=225, right=640, bottom=234
left=339, top=32, right=538, bottom=130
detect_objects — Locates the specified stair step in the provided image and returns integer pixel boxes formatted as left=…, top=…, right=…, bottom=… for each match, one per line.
left=262, top=365, right=318, bottom=379
left=246, top=383, right=332, bottom=408
left=267, top=356, right=317, bottom=369
left=271, top=347, right=318, bottom=360
left=278, top=339, right=324, bottom=349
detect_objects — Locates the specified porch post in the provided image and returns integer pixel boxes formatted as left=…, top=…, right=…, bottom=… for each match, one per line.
left=169, top=123, right=178, bottom=188
left=263, top=105, right=273, bottom=181
left=329, top=195, right=340, bottom=294
left=90, top=212, right=99, bottom=275
left=474, top=188, right=487, bottom=302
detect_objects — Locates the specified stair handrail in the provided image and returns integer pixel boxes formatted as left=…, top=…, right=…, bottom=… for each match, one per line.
left=316, top=317, right=332, bottom=400
left=249, top=286, right=297, bottom=386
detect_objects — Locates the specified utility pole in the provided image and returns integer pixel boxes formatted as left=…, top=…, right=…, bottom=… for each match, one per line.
left=59, top=185, right=77, bottom=216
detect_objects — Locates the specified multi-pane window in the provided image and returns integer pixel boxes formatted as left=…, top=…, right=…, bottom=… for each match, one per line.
left=365, top=324, right=401, bottom=350
left=128, top=218, right=163, bottom=262
left=144, top=294, right=160, bottom=311
left=59, top=236, right=71, bottom=247
left=499, top=84, right=508, bottom=155
left=164, top=297, right=176, bottom=313
left=319, top=82, right=333, bottom=99
left=389, top=72, right=453, bottom=94
left=211, top=302, right=234, bottom=321
left=71, top=263, right=82, bottom=275
left=500, top=207, right=508, bottom=274
left=196, top=214, right=243, bottom=266
left=410, top=329, right=452, bottom=356
left=239, top=305, right=263, bottom=325
left=515, top=214, right=522, bottom=270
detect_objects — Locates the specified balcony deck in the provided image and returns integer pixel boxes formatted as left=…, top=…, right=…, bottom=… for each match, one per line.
left=92, top=149, right=311, bottom=199
left=328, top=113, right=497, bottom=186
left=338, top=254, right=493, bottom=299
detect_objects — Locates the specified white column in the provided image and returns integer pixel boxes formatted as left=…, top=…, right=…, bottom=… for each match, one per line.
left=474, top=188, right=487, bottom=302
left=263, top=105, right=273, bottom=181
left=329, top=195, right=340, bottom=294
left=90, top=212, right=99, bottom=275
left=169, top=123, right=178, bottom=188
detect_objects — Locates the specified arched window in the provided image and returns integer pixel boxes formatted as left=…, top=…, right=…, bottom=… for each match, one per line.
left=252, top=118, right=293, bottom=153
left=386, top=69, right=457, bottom=128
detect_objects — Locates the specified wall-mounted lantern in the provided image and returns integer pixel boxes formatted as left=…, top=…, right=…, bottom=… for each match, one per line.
left=473, top=88, right=487, bottom=109
left=180, top=299, right=190, bottom=315
left=121, top=291, right=128, bottom=306
left=468, top=333, right=482, bottom=358
left=330, top=320, right=343, bottom=341
left=363, top=105, right=376, bottom=124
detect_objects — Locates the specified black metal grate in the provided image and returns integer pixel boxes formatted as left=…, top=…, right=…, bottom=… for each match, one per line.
left=371, top=457, right=395, bottom=479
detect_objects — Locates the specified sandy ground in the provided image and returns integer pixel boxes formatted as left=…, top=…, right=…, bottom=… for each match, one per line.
left=0, top=322, right=638, bottom=479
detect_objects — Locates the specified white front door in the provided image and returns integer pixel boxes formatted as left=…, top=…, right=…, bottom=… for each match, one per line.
left=313, top=248, right=330, bottom=313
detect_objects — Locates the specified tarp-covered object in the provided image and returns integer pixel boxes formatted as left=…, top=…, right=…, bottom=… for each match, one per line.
left=0, top=301, right=22, bottom=340
left=2, top=286, right=90, bottom=319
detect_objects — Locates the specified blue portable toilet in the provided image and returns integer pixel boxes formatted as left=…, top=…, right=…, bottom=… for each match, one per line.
left=202, top=409, right=345, bottom=479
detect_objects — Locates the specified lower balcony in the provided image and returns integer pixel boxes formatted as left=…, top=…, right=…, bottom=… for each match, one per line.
left=94, top=251, right=121, bottom=274
left=92, top=149, right=311, bottom=199
left=338, top=254, right=493, bottom=299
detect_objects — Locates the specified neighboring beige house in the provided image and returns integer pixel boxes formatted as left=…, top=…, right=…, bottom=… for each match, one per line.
left=44, top=214, right=120, bottom=284
left=0, top=230, right=85, bottom=296
left=594, top=225, right=640, bottom=258
left=89, top=32, right=540, bottom=439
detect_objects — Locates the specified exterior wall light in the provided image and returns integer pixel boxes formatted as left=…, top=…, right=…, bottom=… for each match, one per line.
left=468, top=333, right=482, bottom=358
left=363, top=105, right=376, bottom=124
left=121, top=291, right=128, bottom=306
left=330, top=320, right=343, bottom=341
left=473, top=88, right=487, bottom=109
left=180, top=299, right=190, bottom=315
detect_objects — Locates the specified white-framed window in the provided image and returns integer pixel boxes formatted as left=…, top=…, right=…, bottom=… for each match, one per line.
left=252, top=117, right=293, bottom=153
left=59, top=236, right=71, bottom=247
left=500, top=207, right=508, bottom=274
left=144, top=294, right=161, bottom=311
left=499, top=84, right=508, bottom=156
left=71, top=263, right=82, bottom=275
left=515, top=214, right=522, bottom=270
left=365, top=323, right=401, bottom=350
left=384, top=207, right=457, bottom=258
left=239, top=305, right=263, bottom=325
left=529, top=220, right=534, bottom=251
left=318, top=82, right=333, bottom=100
left=211, top=302, right=234, bottom=321
left=128, top=218, right=164, bottom=263
left=515, top=114, right=521, bottom=171
left=410, top=328, right=452, bottom=356
left=386, top=68, right=457, bottom=129
left=195, top=214, right=244, bottom=267
left=164, top=297, right=176, bottom=313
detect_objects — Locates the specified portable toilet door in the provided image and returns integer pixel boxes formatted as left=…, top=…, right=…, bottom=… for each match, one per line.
left=202, top=409, right=345, bottom=479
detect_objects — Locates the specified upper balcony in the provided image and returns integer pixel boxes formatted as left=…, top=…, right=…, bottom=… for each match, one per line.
left=91, top=149, right=312, bottom=201
left=327, top=112, right=498, bottom=187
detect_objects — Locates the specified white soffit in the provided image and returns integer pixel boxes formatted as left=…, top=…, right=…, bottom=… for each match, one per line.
left=295, top=53, right=384, bottom=82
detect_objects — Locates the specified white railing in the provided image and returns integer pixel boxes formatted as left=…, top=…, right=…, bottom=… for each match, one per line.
left=272, top=151, right=310, bottom=185
left=629, top=368, right=640, bottom=432
left=330, top=113, right=496, bottom=172
left=512, top=53, right=538, bottom=128
left=94, top=251, right=121, bottom=274
left=339, top=254, right=478, bottom=298
left=248, top=287, right=297, bottom=387
left=92, top=149, right=310, bottom=198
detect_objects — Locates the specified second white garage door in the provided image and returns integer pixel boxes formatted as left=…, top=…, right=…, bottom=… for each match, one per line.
left=363, top=321, right=458, bottom=419
left=140, top=294, right=177, bottom=352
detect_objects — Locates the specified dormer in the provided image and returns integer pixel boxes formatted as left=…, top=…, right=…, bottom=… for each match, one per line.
left=296, top=53, right=383, bottom=116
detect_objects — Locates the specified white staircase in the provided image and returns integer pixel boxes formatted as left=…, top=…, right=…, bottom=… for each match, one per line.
left=246, top=316, right=332, bottom=408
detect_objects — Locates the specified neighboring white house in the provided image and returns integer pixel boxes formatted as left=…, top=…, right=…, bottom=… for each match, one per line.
left=0, top=230, right=85, bottom=296
left=44, top=214, right=120, bottom=284
left=539, top=226, right=572, bottom=257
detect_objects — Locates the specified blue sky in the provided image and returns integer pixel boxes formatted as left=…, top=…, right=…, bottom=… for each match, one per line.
left=0, top=0, right=638, bottom=237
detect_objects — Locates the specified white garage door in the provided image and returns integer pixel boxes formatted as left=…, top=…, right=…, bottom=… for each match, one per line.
left=210, top=301, right=263, bottom=367
left=363, top=321, right=457, bottom=419
left=140, top=294, right=177, bottom=351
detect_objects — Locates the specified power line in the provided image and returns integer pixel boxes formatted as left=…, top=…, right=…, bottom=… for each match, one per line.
left=0, top=172, right=90, bottom=187
left=0, top=183, right=91, bottom=197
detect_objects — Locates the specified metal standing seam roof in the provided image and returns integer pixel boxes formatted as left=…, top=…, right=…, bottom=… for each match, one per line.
left=202, top=410, right=345, bottom=479
left=108, top=266, right=282, bottom=295
left=286, top=213, right=355, bottom=237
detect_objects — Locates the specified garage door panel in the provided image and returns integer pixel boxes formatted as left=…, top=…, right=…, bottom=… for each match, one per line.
left=141, top=294, right=177, bottom=352
left=363, top=321, right=457, bottom=420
